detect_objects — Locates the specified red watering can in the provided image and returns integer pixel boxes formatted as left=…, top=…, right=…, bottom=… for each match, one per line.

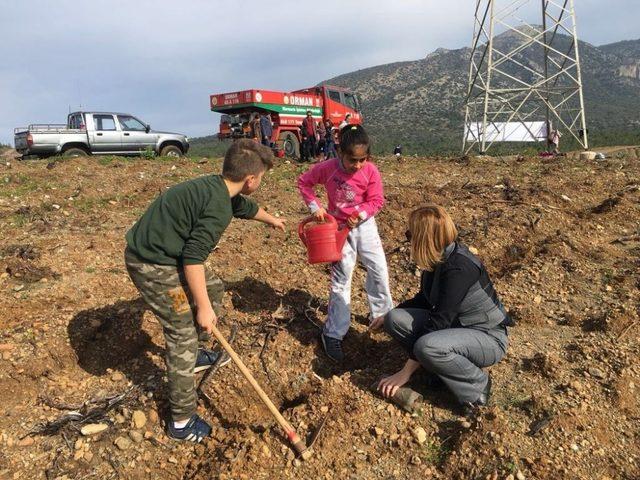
left=298, top=213, right=351, bottom=264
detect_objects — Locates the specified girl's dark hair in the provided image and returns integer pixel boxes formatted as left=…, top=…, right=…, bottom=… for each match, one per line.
left=339, top=124, right=370, bottom=155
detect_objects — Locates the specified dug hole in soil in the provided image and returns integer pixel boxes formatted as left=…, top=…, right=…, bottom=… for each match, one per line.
left=0, top=152, right=638, bottom=479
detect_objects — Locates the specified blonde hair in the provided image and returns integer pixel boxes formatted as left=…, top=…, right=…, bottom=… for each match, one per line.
left=409, top=205, right=458, bottom=271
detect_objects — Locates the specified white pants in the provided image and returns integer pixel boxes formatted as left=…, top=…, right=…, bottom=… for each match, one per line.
left=325, top=218, right=394, bottom=340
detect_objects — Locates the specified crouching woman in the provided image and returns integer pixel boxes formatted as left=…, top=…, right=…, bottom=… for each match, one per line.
left=377, top=205, right=513, bottom=414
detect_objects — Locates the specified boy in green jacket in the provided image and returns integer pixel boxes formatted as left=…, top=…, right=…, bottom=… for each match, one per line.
left=125, top=139, right=285, bottom=442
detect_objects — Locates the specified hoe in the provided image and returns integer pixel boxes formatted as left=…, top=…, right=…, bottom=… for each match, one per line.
left=211, top=325, right=313, bottom=460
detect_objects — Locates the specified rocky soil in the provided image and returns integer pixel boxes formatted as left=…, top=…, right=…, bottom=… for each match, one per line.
left=0, top=152, right=638, bottom=479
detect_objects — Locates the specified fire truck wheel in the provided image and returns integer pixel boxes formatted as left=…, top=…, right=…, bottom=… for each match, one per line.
left=160, top=145, right=183, bottom=157
left=278, top=132, right=299, bottom=159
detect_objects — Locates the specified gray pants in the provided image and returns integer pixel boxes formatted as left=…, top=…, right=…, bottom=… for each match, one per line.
left=384, top=308, right=508, bottom=404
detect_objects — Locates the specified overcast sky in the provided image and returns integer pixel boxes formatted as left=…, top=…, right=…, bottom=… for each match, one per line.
left=1, top=0, right=637, bottom=145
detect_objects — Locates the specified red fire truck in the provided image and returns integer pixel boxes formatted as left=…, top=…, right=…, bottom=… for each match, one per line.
left=209, top=85, right=362, bottom=158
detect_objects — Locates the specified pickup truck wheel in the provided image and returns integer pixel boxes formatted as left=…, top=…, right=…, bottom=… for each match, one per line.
left=160, top=145, right=182, bottom=157
left=278, top=132, right=299, bottom=159
left=62, top=147, right=88, bottom=158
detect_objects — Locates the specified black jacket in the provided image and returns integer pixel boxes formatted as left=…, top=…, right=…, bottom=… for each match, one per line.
left=399, top=242, right=513, bottom=331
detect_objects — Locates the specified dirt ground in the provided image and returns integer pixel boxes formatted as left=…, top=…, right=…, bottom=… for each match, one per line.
left=0, top=150, right=638, bottom=480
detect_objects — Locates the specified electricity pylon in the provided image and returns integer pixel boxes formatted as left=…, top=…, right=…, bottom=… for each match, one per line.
left=462, top=0, right=589, bottom=154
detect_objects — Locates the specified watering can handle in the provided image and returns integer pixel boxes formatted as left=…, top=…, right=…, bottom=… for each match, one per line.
left=297, top=213, right=337, bottom=245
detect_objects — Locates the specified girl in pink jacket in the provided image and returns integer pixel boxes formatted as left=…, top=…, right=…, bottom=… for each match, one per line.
left=297, top=125, right=393, bottom=362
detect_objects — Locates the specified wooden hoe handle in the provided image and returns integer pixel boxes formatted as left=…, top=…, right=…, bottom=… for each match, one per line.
left=210, top=324, right=312, bottom=460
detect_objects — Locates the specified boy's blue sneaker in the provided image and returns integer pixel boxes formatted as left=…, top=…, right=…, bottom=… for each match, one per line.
left=194, top=348, right=231, bottom=373
left=167, top=414, right=212, bottom=443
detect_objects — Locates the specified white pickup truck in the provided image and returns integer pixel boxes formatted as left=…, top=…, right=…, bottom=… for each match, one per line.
left=14, top=111, right=189, bottom=158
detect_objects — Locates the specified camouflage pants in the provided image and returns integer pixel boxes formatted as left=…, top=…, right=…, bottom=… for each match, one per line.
left=124, top=247, right=224, bottom=420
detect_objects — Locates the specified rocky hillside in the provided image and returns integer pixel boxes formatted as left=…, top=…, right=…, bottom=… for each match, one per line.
left=323, top=32, right=640, bottom=154
left=600, top=40, right=640, bottom=81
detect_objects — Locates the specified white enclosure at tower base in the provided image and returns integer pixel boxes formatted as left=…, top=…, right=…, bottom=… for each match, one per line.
left=465, top=121, right=548, bottom=143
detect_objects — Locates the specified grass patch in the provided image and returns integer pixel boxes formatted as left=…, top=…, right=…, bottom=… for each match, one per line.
left=495, top=391, right=533, bottom=410
left=74, top=198, right=103, bottom=214
left=421, top=438, right=452, bottom=465
left=8, top=212, right=30, bottom=227
left=1, top=174, right=41, bottom=197
left=6, top=204, right=52, bottom=227
left=97, top=156, right=117, bottom=166
left=93, top=153, right=223, bottom=166
left=504, top=459, right=520, bottom=474
left=601, top=268, right=615, bottom=285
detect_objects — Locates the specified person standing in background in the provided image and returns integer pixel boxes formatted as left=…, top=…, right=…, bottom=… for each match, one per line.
left=260, top=112, right=273, bottom=147
left=316, top=119, right=326, bottom=161
left=548, top=129, right=561, bottom=155
left=250, top=113, right=262, bottom=143
left=339, top=113, right=352, bottom=130
left=324, top=119, right=338, bottom=159
left=301, top=111, right=317, bottom=162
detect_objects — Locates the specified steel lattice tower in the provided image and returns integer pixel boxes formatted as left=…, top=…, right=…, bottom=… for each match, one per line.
left=462, top=0, right=589, bottom=154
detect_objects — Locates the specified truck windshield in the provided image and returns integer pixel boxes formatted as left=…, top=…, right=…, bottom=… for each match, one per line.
left=328, top=90, right=341, bottom=103
left=117, top=115, right=146, bottom=131
left=344, top=93, right=358, bottom=111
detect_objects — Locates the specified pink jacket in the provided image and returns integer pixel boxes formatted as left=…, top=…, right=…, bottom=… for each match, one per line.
left=297, top=158, right=385, bottom=223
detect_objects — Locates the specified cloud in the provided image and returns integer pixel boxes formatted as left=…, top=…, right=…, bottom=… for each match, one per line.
left=0, top=0, right=637, bottom=144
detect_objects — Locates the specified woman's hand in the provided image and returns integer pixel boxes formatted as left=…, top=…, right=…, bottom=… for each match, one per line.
left=378, top=369, right=412, bottom=398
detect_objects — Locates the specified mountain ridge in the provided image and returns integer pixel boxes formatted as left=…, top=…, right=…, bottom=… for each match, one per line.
left=192, top=31, right=640, bottom=156
left=321, top=31, right=640, bottom=153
